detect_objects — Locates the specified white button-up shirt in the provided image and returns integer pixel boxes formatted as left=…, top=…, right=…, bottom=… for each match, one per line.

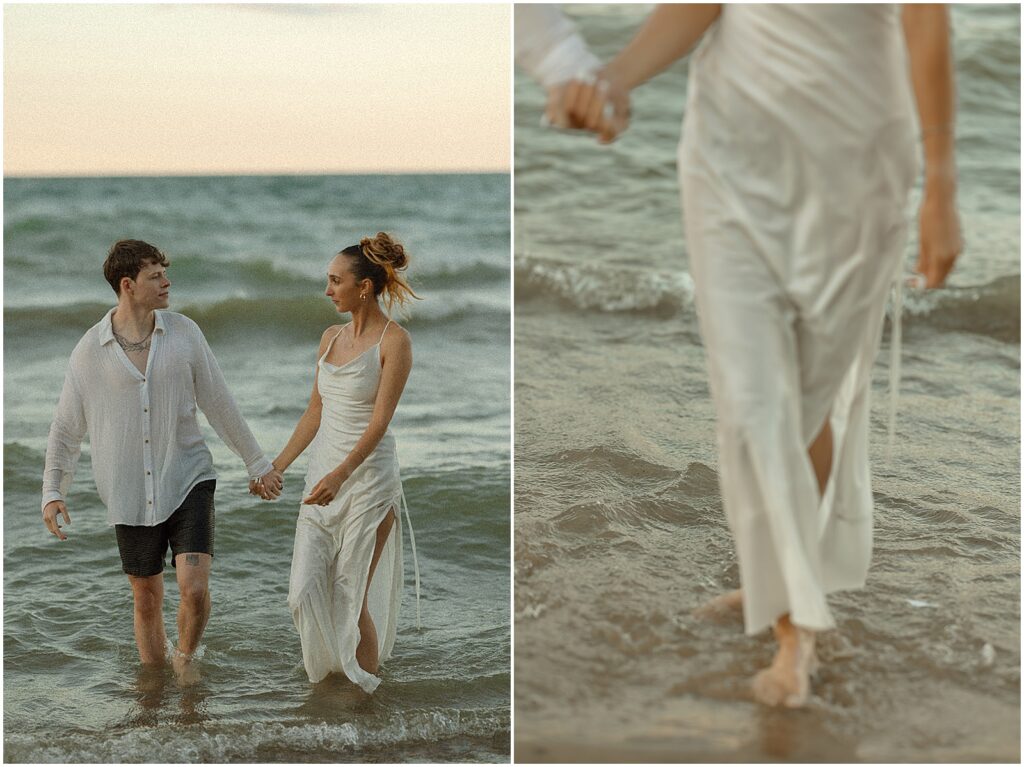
left=42, top=308, right=274, bottom=526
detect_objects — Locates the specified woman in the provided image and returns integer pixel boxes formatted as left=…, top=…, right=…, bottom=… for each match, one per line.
left=517, top=5, right=963, bottom=707
left=258, top=232, right=420, bottom=692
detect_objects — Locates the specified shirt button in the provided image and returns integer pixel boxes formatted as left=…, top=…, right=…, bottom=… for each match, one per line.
left=146, top=471, right=151, bottom=475
left=144, top=408, right=148, bottom=413
left=145, top=439, right=149, bottom=443
left=148, top=500, right=152, bottom=505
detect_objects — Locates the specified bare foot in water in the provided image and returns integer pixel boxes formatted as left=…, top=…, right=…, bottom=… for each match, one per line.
left=751, top=615, right=819, bottom=708
left=171, top=648, right=200, bottom=687
left=693, top=588, right=744, bottom=620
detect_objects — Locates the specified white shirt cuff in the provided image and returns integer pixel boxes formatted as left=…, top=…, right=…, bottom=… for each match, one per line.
left=247, top=456, right=275, bottom=480
left=41, top=491, right=64, bottom=514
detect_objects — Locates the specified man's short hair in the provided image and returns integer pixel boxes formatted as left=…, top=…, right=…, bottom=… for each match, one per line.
left=103, top=240, right=170, bottom=295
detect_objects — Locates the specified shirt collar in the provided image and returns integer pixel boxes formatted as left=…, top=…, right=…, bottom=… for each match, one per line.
left=99, top=307, right=167, bottom=346
left=98, top=308, right=117, bottom=346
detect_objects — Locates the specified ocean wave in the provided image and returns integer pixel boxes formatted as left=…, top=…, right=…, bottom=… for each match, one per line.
left=516, top=253, right=1020, bottom=342
left=3, top=709, right=509, bottom=763
left=3, top=246, right=507, bottom=292
left=515, top=253, right=695, bottom=315
left=3, top=214, right=53, bottom=237
left=542, top=459, right=721, bottom=535
left=898, top=274, right=1020, bottom=343
left=159, top=255, right=508, bottom=292
left=4, top=295, right=508, bottom=341
left=542, top=445, right=682, bottom=480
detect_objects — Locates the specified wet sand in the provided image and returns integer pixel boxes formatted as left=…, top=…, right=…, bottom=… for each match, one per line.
left=516, top=676, right=1019, bottom=762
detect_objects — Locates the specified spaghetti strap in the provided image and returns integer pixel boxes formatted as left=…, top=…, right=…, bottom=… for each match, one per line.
left=320, top=325, right=347, bottom=361
left=378, top=318, right=393, bottom=345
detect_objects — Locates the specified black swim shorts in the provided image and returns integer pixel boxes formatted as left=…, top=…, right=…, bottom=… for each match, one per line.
left=114, top=479, right=216, bottom=577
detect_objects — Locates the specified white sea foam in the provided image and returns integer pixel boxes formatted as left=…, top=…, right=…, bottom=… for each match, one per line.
left=4, top=709, right=509, bottom=763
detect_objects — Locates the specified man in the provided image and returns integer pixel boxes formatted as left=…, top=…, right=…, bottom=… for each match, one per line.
left=41, top=239, right=283, bottom=682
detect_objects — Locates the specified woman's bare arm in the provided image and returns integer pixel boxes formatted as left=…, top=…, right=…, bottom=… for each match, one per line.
left=903, top=3, right=963, bottom=288
left=566, top=4, right=721, bottom=141
left=271, top=327, right=333, bottom=474
left=603, top=4, right=721, bottom=92
left=303, top=326, right=412, bottom=506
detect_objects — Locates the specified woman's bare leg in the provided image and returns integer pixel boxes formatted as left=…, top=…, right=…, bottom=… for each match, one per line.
left=752, top=614, right=819, bottom=706
left=807, top=416, right=833, bottom=495
left=356, top=509, right=396, bottom=675
left=697, top=415, right=834, bottom=621
left=693, top=587, right=744, bottom=619
left=752, top=415, right=831, bottom=706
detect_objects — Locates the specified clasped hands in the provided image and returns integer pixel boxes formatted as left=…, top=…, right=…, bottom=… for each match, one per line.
left=545, top=70, right=631, bottom=144
left=248, top=467, right=284, bottom=501
left=248, top=465, right=349, bottom=507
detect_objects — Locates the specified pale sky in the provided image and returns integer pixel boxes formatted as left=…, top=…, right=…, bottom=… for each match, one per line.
left=3, top=4, right=510, bottom=175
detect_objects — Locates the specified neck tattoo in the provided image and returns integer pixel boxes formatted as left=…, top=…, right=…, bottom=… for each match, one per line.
left=113, top=328, right=154, bottom=353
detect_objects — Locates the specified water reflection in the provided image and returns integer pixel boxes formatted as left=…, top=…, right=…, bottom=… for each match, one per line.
left=744, top=705, right=858, bottom=761
left=176, top=681, right=211, bottom=726
left=297, top=673, right=376, bottom=720
left=116, top=663, right=212, bottom=728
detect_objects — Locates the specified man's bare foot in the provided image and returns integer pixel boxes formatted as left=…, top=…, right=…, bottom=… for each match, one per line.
left=171, top=647, right=200, bottom=687
left=693, top=588, right=743, bottom=620
left=751, top=615, right=819, bottom=708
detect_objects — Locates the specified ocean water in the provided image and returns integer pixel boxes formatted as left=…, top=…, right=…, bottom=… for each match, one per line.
left=3, top=174, right=510, bottom=762
left=514, top=5, right=1020, bottom=762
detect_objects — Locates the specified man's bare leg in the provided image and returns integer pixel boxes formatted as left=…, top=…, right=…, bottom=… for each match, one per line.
left=697, top=417, right=834, bottom=621
left=171, top=552, right=211, bottom=685
left=356, top=509, right=396, bottom=675
left=129, top=573, right=167, bottom=665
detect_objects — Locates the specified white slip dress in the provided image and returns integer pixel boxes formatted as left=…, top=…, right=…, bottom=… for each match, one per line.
left=287, top=320, right=420, bottom=691
left=514, top=4, right=918, bottom=637
left=679, top=5, right=919, bottom=635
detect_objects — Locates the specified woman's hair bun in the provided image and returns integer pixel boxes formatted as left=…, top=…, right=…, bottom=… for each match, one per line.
left=360, top=232, right=408, bottom=270
left=341, top=231, right=420, bottom=313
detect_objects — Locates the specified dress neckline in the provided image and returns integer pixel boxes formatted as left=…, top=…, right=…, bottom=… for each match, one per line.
left=319, top=342, right=379, bottom=372
left=318, top=319, right=392, bottom=373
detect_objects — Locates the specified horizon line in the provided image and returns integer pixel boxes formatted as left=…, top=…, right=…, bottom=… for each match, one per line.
left=4, top=169, right=510, bottom=180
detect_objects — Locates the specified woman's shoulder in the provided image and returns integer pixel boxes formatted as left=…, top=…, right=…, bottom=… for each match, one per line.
left=321, top=323, right=347, bottom=339
left=317, top=324, right=346, bottom=353
left=381, top=320, right=412, bottom=361
left=382, top=319, right=411, bottom=345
